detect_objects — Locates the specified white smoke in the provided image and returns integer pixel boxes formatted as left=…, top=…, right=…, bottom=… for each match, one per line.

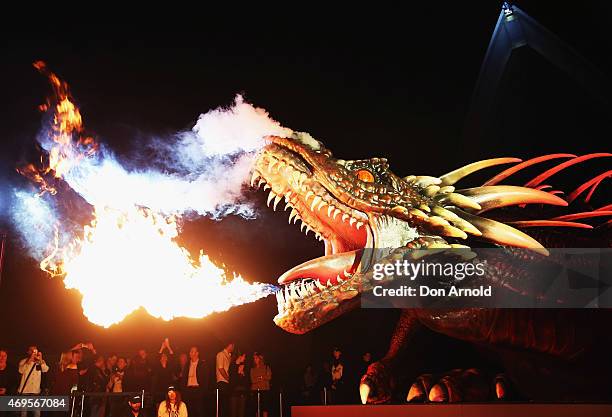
left=48, top=94, right=290, bottom=216
left=13, top=94, right=293, bottom=258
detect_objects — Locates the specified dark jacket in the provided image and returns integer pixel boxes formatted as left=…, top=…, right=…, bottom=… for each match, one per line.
left=124, top=357, right=153, bottom=392
left=0, top=364, right=18, bottom=394
left=229, top=361, right=249, bottom=394
left=152, top=356, right=177, bottom=395
left=179, top=359, right=209, bottom=391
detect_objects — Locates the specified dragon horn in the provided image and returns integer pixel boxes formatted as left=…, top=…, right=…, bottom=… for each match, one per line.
left=439, top=157, right=521, bottom=186
left=457, top=186, right=568, bottom=213
left=448, top=208, right=549, bottom=255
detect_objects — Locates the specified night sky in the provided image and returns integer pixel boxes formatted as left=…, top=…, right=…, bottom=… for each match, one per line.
left=0, top=2, right=610, bottom=391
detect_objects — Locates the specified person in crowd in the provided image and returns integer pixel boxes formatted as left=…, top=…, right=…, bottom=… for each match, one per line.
left=125, top=349, right=152, bottom=392
left=88, top=355, right=109, bottom=417
left=18, top=346, right=50, bottom=417
left=126, top=395, right=144, bottom=417
left=176, top=353, right=188, bottom=387
left=50, top=350, right=79, bottom=395
left=330, top=347, right=345, bottom=403
left=108, top=357, right=128, bottom=417
left=180, top=346, right=208, bottom=417
left=153, top=338, right=176, bottom=405
left=72, top=342, right=96, bottom=391
left=106, top=354, right=118, bottom=375
left=157, top=386, right=187, bottom=417
left=215, top=342, right=234, bottom=417
left=0, top=349, right=16, bottom=396
left=249, top=353, right=271, bottom=417
left=316, top=360, right=332, bottom=404
left=300, top=364, right=318, bottom=405
left=228, top=352, right=248, bottom=417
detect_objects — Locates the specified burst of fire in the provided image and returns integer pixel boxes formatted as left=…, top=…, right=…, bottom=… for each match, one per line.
left=20, top=62, right=274, bottom=327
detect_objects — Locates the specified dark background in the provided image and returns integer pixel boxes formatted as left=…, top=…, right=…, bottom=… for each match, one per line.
left=0, top=1, right=610, bottom=393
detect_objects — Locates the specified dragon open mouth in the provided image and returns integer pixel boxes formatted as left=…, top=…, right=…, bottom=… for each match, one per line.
left=253, top=135, right=375, bottom=333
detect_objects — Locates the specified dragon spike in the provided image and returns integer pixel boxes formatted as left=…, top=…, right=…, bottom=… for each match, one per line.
left=412, top=176, right=442, bottom=188
left=483, top=153, right=576, bottom=186
left=431, top=206, right=481, bottom=236
left=439, top=157, right=522, bottom=186
left=448, top=208, right=548, bottom=255
left=438, top=225, right=468, bottom=239
left=458, top=186, right=568, bottom=213
left=424, top=185, right=440, bottom=197
left=434, top=192, right=482, bottom=211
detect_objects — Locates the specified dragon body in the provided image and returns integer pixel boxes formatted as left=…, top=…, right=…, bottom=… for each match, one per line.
left=252, top=133, right=611, bottom=403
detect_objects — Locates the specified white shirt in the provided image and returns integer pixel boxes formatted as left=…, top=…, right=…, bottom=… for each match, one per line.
left=215, top=350, right=231, bottom=383
left=187, top=361, right=199, bottom=387
left=157, top=401, right=187, bottom=417
left=18, top=359, right=49, bottom=394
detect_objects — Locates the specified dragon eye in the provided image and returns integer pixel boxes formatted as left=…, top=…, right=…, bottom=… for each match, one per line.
left=356, top=169, right=375, bottom=183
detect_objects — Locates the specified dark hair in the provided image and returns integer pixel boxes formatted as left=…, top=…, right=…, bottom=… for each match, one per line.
left=164, top=390, right=182, bottom=413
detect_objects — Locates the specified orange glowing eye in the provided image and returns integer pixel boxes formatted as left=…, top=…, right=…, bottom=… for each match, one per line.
left=356, top=169, right=375, bottom=183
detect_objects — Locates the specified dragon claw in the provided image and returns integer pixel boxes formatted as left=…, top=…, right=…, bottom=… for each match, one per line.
left=360, top=360, right=394, bottom=404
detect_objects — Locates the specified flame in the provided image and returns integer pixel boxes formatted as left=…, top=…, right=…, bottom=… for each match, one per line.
left=20, top=62, right=274, bottom=327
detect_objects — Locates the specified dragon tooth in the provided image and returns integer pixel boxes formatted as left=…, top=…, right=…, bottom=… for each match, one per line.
left=289, top=208, right=298, bottom=223
left=342, top=213, right=349, bottom=222
left=285, top=191, right=292, bottom=201
left=315, top=280, right=326, bottom=291
left=300, top=222, right=307, bottom=232
left=327, top=205, right=334, bottom=217
left=349, top=217, right=356, bottom=227
left=317, top=200, right=327, bottom=211
left=263, top=184, right=271, bottom=191
left=337, top=275, right=344, bottom=284
left=333, top=208, right=341, bottom=220
left=293, top=214, right=301, bottom=224
left=284, top=286, right=291, bottom=304
left=310, top=195, right=321, bottom=211
left=267, top=191, right=276, bottom=207
left=300, top=172, right=308, bottom=184
left=257, top=178, right=266, bottom=188
left=250, top=171, right=260, bottom=187
left=273, top=195, right=282, bottom=211
left=356, top=221, right=364, bottom=229
left=290, top=282, right=299, bottom=300
left=305, top=225, right=313, bottom=236
left=305, top=190, right=314, bottom=202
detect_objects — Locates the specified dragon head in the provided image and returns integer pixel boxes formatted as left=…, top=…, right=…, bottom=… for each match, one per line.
left=253, top=133, right=567, bottom=334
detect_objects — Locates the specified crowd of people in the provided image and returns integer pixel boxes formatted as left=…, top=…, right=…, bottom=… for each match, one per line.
left=0, top=341, right=372, bottom=417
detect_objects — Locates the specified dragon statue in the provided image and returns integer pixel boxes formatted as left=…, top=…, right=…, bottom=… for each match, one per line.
left=252, top=133, right=612, bottom=404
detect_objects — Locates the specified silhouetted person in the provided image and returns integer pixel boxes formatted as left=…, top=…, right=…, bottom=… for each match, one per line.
left=125, top=349, right=152, bottom=392
left=228, top=352, right=248, bottom=417
left=180, top=346, right=208, bottom=417
left=216, top=343, right=234, bottom=417
left=153, top=339, right=176, bottom=405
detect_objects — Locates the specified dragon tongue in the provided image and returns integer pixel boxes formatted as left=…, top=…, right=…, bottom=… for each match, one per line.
left=277, top=249, right=363, bottom=285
